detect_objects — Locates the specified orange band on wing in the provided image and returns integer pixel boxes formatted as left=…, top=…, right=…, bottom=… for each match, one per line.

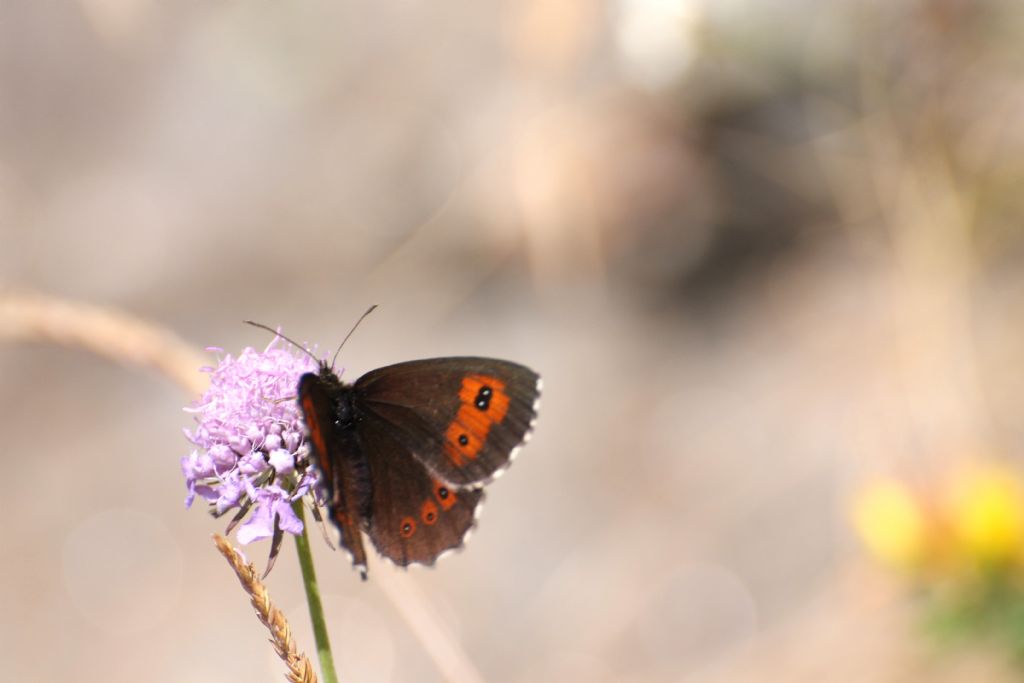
left=458, top=375, right=509, bottom=422
left=444, top=374, right=509, bottom=467
left=302, top=395, right=328, bottom=458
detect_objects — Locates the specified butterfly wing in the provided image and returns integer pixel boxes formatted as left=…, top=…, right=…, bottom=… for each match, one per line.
left=298, top=372, right=370, bottom=577
left=353, top=357, right=541, bottom=487
left=355, top=413, right=484, bottom=566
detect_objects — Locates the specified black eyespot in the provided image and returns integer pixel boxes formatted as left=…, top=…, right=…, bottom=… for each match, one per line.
left=399, top=518, right=415, bottom=540
left=474, top=385, right=492, bottom=411
left=458, top=434, right=469, bottom=446
left=426, top=512, right=435, bottom=521
left=438, top=487, right=449, bottom=499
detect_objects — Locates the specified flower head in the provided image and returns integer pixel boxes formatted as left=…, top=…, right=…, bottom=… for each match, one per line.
left=949, top=465, right=1024, bottom=566
left=182, top=337, right=321, bottom=547
left=853, top=462, right=1024, bottom=575
left=853, top=477, right=930, bottom=570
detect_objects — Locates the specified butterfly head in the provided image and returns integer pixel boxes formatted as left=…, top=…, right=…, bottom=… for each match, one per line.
left=314, top=358, right=347, bottom=389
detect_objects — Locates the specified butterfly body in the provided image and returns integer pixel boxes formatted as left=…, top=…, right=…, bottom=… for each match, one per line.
left=298, top=357, right=540, bottom=577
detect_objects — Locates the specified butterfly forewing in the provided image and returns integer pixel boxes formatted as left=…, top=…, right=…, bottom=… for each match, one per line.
left=298, top=372, right=370, bottom=575
left=354, top=357, right=540, bottom=487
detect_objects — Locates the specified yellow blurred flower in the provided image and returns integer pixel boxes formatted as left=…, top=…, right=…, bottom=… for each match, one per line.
left=853, top=478, right=929, bottom=569
left=949, top=466, right=1024, bottom=566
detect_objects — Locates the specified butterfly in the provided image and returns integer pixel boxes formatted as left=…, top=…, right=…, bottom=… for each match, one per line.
left=297, top=355, right=540, bottom=578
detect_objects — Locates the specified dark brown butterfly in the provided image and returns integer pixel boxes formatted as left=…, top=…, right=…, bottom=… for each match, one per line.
left=298, top=356, right=540, bottom=578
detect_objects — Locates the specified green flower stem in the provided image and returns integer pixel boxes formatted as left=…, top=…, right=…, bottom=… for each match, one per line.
left=293, top=501, right=339, bottom=683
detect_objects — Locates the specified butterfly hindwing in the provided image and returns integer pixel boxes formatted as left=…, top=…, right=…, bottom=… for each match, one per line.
left=354, top=358, right=540, bottom=487
left=355, top=413, right=484, bottom=566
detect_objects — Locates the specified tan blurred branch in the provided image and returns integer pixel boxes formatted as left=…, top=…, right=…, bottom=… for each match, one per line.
left=214, top=534, right=319, bottom=683
left=0, top=289, right=208, bottom=395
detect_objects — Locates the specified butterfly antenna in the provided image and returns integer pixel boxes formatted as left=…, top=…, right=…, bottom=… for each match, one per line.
left=243, top=320, right=320, bottom=364
left=331, top=304, right=377, bottom=368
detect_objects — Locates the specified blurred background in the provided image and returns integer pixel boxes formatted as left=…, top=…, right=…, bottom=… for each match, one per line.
left=5, top=0, right=1024, bottom=680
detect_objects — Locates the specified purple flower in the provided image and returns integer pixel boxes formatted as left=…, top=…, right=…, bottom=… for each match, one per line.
left=237, top=484, right=306, bottom=544
left=182, top=336, right=322, bottom=546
